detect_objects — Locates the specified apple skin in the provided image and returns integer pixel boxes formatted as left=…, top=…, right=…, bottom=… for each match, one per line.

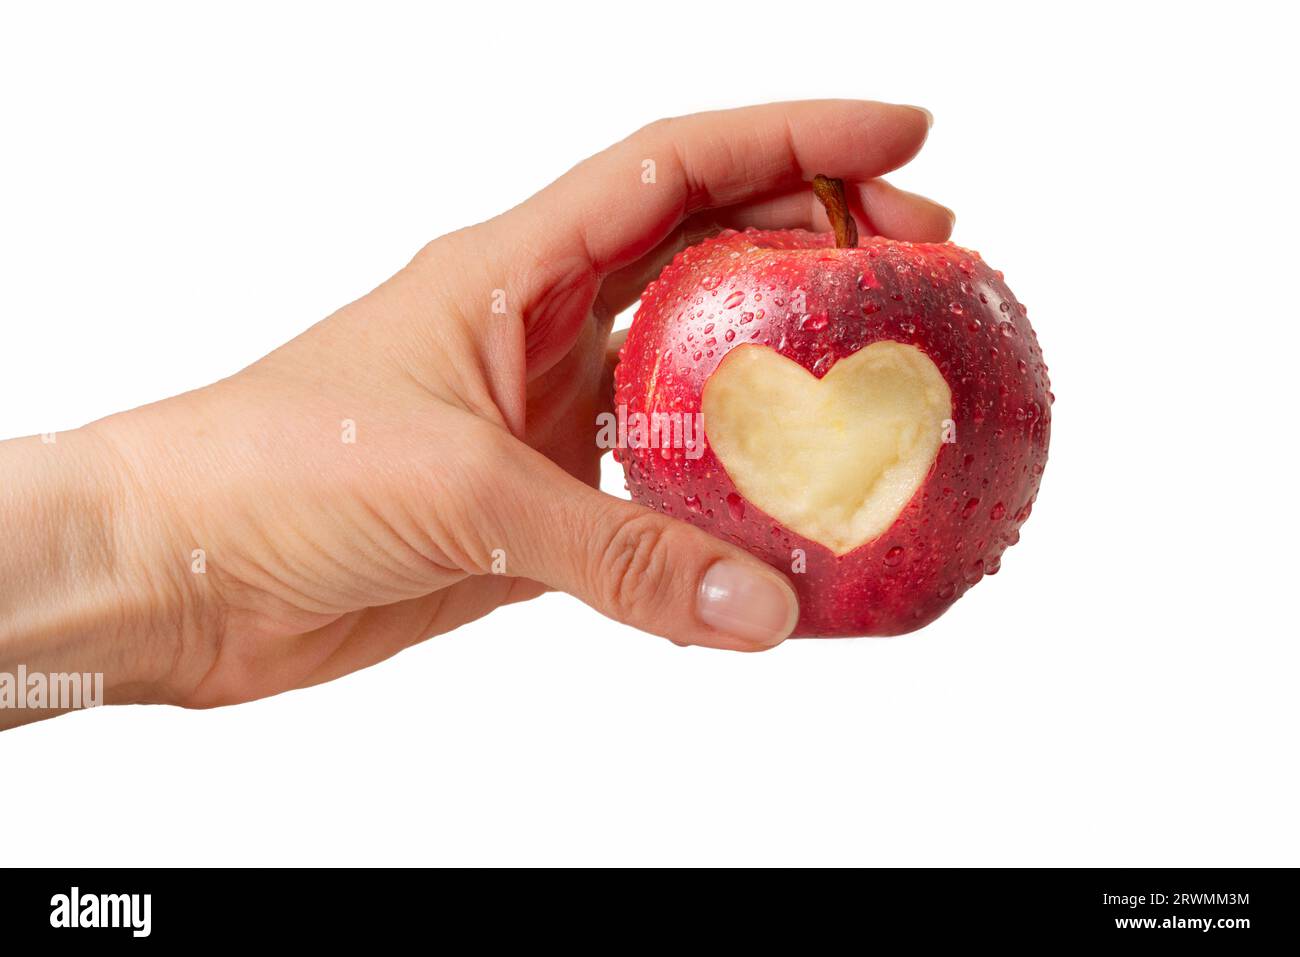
left=612, top=228, right=1051, bottom=637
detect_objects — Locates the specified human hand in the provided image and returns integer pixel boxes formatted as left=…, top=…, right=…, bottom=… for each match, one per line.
left=0, top=100, right=952, bottom=720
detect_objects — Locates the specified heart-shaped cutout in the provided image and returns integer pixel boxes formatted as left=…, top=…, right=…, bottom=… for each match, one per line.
left=702, top=342, right=952, bottom=555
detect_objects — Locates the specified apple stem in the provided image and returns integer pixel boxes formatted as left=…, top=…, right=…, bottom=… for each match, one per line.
left=812, top=174, right=859, bottom=248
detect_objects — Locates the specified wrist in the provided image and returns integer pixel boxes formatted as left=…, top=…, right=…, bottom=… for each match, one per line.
left=0, top=425, right=190, bottom=719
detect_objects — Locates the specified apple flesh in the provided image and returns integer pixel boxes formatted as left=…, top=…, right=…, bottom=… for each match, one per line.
left=612, top=179, right=1051, bottom=637
left=703, top=340, right=953, bottom=557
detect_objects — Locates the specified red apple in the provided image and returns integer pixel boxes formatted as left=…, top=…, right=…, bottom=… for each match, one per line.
left=612, top=176, right=1051, bottom=637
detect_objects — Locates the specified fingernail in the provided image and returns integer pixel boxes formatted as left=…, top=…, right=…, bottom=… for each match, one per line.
left=697, top=561, right=799, bottom=647
left=902, top=105, right=934, bottom=128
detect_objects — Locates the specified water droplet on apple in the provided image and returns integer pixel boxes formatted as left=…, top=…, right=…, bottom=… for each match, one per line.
left=962, top=497, right=981, bottom=519
left=998, top=322, right=1016, bottom=337
left=703, top=322, right=714, bottom=334
left=862, top=300, right=881, bottom=316
left=684, top=494, right=702, bottom=512
left=723, top=291, right=745, bottom=309
left=964, top=559, right=985, bottom=585
left=938, top=582, right=957, bottom=600
left=884, top=546, right=904, bottom=567
left=990, top=502, right=1006, bottom=520
left=725, top=492, right=745, bottom=521
left=967, top=318, right=982, bottom=333
left=701, top=276, right=720, bottom=290
left=949, top=302, right=963, bottom=316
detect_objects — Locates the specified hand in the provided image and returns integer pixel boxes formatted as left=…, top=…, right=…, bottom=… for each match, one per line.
left=0, top=100, right=952, bottom=722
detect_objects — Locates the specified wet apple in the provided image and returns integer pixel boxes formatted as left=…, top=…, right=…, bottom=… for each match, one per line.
left=613, top=176, right=1052, bottom=636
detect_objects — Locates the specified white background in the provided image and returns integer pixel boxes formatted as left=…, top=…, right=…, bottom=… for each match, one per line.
left=2, top=2, right=1296, bottom=866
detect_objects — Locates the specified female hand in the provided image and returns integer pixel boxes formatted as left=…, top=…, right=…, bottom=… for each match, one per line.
left=0, top=100, right=952, bottom=722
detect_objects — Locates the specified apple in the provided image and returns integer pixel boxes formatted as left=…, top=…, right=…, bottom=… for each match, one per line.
left=612, top=176, right=1051, bottom=636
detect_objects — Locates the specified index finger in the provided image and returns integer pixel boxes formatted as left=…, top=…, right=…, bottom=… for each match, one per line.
left=513, top=99, right=933, bottom=276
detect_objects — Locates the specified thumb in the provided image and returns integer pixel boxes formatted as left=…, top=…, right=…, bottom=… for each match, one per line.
left=484, top=443, right=799, bottom=651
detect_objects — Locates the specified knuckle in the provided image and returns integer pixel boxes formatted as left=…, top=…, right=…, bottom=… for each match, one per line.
left=632, top=115, right=681, bottom=152
left=639, top=115, right=676, bottom=137
left=413, top=420, right=518, bottom=576
left=596, top=512, right=673, bottom=620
